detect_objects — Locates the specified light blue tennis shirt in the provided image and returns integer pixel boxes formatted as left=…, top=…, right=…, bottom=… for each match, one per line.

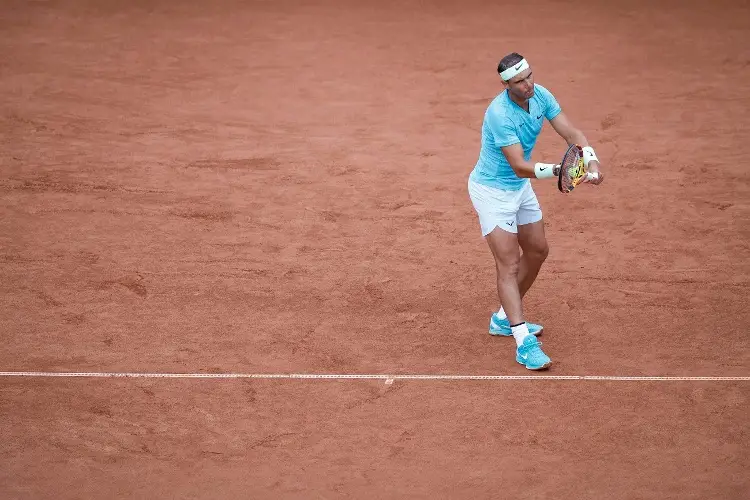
left=470, top=84, right=562, bottom=191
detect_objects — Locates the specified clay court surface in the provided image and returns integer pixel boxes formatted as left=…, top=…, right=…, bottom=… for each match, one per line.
left=1, top=0, right=749, bottom=498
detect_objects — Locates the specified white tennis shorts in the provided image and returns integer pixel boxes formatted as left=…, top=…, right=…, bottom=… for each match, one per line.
left=468, top=178, right=543, bottom=236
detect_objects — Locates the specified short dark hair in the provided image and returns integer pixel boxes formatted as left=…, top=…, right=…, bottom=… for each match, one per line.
left=497, top=52, right=524, bottom=74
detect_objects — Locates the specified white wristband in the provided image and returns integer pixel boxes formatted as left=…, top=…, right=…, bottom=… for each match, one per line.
left=534, top=163, right=556, bottom=179
left=582, top=146, right=599, bottom=167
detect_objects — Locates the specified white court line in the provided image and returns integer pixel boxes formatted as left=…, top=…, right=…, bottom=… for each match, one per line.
left=1, top=372, right=748, bottom=382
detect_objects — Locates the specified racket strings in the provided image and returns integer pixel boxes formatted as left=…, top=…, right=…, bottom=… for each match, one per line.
left=562, top=150, right=582, bottom=178
left=559, top=146, right=585, bottom=193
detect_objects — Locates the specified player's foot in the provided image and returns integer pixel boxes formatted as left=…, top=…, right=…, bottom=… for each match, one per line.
left=489, top=314, right=543, bottom=337
left=516, top=335, right=552, bottom=370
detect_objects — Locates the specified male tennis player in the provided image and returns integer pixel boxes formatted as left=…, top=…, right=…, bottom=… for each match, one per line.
left=468, top=52, right=604, bottom=370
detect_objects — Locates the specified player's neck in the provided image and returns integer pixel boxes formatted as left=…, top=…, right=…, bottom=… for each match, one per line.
left=507, top=91, right=530, bottom=112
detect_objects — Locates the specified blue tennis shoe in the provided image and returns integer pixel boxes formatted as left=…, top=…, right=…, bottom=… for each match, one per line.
left=516, top=335, right=552, bottom=370
left=488, top=313, right=543, bottom=337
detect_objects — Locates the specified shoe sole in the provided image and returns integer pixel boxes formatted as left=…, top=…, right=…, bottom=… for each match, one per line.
left=489, top=328, right=543, bottom=337
left=517, top=359, right=552, bottom=370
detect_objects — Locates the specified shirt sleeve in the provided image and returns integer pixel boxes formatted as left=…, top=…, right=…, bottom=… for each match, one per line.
left=538, top=85, right=562, bottom=120
left=486, top=109, right=519, bottom=148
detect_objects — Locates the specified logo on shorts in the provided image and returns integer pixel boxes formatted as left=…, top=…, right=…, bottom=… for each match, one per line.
left=506, top=221, right=515, bottom=226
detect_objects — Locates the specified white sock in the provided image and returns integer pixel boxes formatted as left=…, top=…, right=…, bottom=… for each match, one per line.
left=496, top=306, right=507, bottom=320
left=511, top=322, right=530, bottom=347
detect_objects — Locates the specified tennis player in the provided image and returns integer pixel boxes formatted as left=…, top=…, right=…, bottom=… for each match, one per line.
left=468, top=52, right=604, bottom=370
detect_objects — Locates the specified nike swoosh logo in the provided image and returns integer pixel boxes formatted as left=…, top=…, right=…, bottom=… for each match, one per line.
left=515, top=63, right=522, bottom=70
left=506, top=221, right=515, bottom=226
left=519, top=353, right=528, bottom=360
left=539, top=166, right=547, bottom=171
left=536, top=115, right=542, bottom=119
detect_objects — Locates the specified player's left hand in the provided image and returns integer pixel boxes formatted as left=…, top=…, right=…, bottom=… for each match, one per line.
left=585, top=160, right=604, bottom=185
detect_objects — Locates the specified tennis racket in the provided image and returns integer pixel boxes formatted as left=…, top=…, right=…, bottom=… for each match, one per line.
left=557, top=144, right=599, bottom=193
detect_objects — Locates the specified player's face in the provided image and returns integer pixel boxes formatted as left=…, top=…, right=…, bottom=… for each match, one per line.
left=505, top=68, right=535, bottom=100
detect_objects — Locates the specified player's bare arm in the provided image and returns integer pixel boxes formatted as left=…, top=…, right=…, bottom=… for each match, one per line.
left=550, top=112, right=605, bottom=184
left=500, top=143, right=564, bottom=181
left=499, top=143, right=545, bottom=179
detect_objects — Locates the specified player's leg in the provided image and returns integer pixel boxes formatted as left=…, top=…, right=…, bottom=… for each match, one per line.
left=513, top=183, right=551, bottom=369
left=517, top=219, right=549, bottom=297
left=516, top=183, right=549, bottom=297
left=486, top=226, right=524, bottom=326
left=485, top=218, right=547, bottom=337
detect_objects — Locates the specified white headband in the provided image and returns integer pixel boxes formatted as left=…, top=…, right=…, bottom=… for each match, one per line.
left=499, top=58, right=529, bottom=81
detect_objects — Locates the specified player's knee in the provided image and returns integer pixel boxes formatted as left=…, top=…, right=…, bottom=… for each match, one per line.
left=495, top=255, right=521, bottom=277
left=527, top=242, right=549, bottom=263
left=538, top=242, right=550, bottom=262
